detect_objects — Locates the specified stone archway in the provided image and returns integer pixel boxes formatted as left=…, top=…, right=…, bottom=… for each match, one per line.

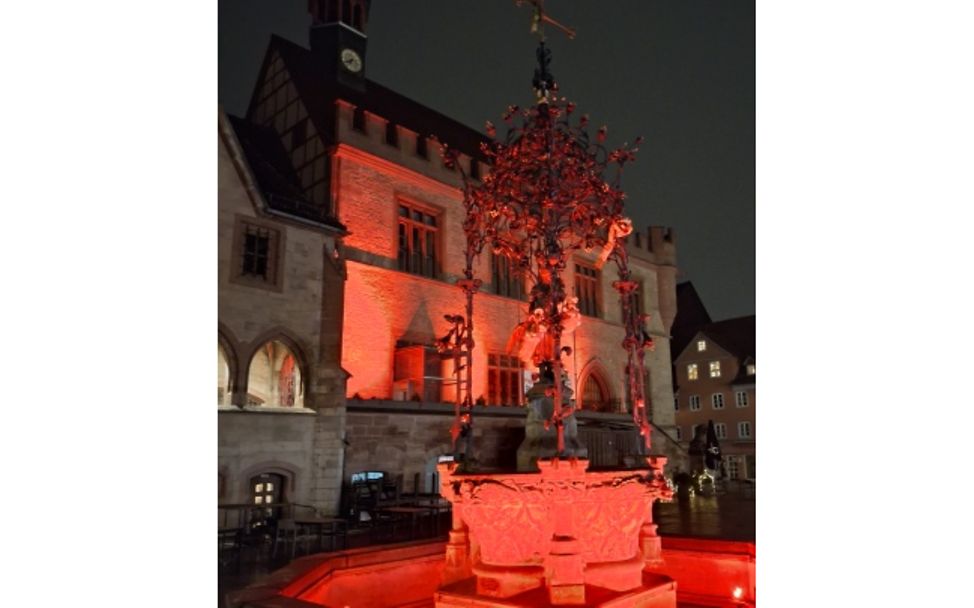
left=246, top=339, right=305, bottom=407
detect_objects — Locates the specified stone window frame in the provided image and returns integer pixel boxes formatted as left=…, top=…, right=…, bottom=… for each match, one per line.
left=395, top=196, right=442, bottom=280
left=712, top=393, right=725, bottom=409
left=738, top=421, right=752, bottom=439
left=714, top=422, right=727, bottom=439
left=491, top=253, right=524, bottom=300
left=486, top=352, right=524, bottom=406
left=574, top=261, right=601, bottom=318
left=229, top=214, right=286, bottom=292
left=735, top=390, right=748, bottom=408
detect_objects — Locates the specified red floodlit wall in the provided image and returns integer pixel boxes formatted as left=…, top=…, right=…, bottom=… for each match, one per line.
left=334, top=139, right=678, bottom=431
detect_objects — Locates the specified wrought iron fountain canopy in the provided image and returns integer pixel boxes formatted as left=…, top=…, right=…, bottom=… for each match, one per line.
left=437, top=29, right=656, bottom=459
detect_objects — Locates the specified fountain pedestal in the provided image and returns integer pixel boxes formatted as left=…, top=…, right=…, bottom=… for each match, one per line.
left=436, top=456, right=676, bottom=607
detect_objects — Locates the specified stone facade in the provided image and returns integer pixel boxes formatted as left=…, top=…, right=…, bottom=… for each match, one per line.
left=218, top=113, right=348, bottom=514
left=332, top=104, right=684, bottom=468
left=218, top=3, right=686, bottom=514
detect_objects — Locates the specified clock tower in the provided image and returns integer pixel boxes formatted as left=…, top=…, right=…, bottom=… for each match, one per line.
left=308, top=0, right=370, bottom=91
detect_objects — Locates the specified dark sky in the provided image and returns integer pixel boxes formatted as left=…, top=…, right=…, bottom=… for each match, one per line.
left=219, top=0, right=754, bottom=321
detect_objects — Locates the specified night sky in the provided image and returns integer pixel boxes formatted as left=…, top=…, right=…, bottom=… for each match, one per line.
left=219, top=0, right=754, bottom=321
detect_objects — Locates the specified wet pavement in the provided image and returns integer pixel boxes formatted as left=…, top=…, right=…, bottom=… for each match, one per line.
left=655, top=489, right=756, bottom=542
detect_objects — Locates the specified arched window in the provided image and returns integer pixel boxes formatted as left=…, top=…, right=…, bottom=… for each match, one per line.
left=581, top=371, right=611, bottom=412
left=341, top=0, right=351, bottom=25
left=218, top=344, right=231, bottom=406
left=352, top=3, right=363, bottom=31
left=247, top=340, right=304, bottom=407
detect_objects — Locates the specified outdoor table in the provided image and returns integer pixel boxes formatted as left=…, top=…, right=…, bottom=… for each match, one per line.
left=294, top=517, right=348, bottom=551
left=376, top=506, right=430, bottom=540
left=401, top=499, right=451, bottom=536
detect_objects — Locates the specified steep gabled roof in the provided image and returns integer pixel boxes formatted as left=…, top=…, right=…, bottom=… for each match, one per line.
left=700, top=315, right=755, bottom=361
left=699, top=315, right=755, bottom=384
left=269, top=34, right=490, bottom=160
left=670, top=281, right=713, bottom=358
left=226, top=114, right=347, bottom=231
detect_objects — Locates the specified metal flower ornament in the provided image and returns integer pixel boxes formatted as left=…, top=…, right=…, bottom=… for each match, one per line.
left=438, top=1, right=656, bottom=456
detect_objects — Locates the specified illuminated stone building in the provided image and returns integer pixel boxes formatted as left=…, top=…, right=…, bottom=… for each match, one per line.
left=218, top=0, right=685, bottom=514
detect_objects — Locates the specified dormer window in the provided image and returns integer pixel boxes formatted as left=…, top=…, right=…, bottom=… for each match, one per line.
left=697, top=340, right=707, bottom=352
left=747, top=364, right=756, bottom=376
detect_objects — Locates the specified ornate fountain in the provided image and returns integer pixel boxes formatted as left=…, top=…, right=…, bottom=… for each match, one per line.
left=432, top=6, right=676, bottom=605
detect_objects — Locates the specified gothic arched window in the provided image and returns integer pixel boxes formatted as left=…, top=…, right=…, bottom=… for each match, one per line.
left=581, top=371, right=611, bottom=412
left=247, top=340, right=304, bottom=407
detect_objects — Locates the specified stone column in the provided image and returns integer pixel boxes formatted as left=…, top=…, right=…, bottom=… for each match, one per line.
left=542, top=460, right=587, bottom=605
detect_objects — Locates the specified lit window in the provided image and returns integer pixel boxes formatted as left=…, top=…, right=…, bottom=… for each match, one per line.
left=247, top=340, right=304, bottom=407
left=747, top=364, right=756, bottom=375
left=487, top=353, right=524, bottom=406
left=712, top=393, right=724, bottom=409
left=574, top=263, right=601, bottom=317
left=697, top=340, right=707, bottom=352
left=397, top=202, right=439, bottom=278
left=709, top=361, right=721, bottom=378
left=738, top=421, right=752, bottom=439
left=736, top=391, right=748, bottom=407
left=714, top=423, right=727, bottom=439
left=689, top=395, right=701, bottom=411
left=687, top=364, right=698, bottom=381
left=675, top=427, right=682, bottom=441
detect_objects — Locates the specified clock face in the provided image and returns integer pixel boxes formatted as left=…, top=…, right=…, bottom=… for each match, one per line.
left=340, top=48, right=363, bottom=73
